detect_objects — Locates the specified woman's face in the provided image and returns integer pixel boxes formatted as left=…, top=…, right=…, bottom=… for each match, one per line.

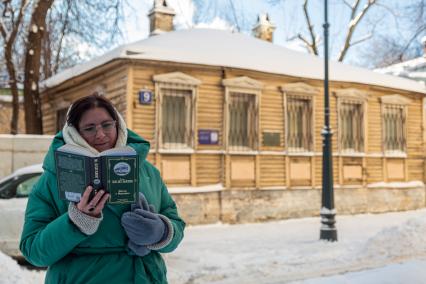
left=78, top=107, right=118, bottom=152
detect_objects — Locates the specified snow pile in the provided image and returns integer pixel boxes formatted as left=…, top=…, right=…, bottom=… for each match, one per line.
left=0, top=252, right=45, bottom=284
left=361, top=216, right=426, bottom=261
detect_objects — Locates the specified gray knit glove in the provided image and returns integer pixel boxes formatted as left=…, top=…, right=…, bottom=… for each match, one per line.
left=122, top=193, right=174, bottom=252
left=126, top=193, right=152, bottom=256
left=68, top=202, right=103, bottom=235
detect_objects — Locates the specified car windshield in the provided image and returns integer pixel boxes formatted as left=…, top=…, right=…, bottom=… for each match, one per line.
left=16, top=175, right=40, bottom=197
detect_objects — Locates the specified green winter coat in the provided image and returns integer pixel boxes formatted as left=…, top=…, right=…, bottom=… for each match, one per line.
left=20, top=130, right=185, bottom=284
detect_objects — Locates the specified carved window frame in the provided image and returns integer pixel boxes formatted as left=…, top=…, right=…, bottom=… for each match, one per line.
left=281, top=82, right=318, bottom=153
left=222, top=76, right=263, bottom=152
left=380, top=94, right=411, bottom=155
left=153, top=72, right=201, bottom=150
left=335, top=88, right=368, bottom=154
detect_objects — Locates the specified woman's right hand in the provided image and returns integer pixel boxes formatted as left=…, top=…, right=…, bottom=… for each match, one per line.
left=77, top=186, right=109, bottom=217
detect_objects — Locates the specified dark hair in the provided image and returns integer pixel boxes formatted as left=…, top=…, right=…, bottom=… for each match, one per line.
left=67, top=93, right=118, bottom=130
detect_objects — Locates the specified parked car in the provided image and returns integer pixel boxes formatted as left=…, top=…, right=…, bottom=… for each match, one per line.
left=0, top=164, right=43, bottom=258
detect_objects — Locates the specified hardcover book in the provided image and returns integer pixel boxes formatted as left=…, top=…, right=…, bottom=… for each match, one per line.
left=54, top=144, right=139, bottom=204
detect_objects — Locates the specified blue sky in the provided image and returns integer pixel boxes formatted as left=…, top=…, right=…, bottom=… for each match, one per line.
left=118, top=0, right=421, bottom=66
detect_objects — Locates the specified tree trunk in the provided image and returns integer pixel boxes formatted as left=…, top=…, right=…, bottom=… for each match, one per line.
left=5, top=44, right=20, bottom=134
left=23, top=0, right=54, bottom=134
left=42, top=27, right=53, bottom=79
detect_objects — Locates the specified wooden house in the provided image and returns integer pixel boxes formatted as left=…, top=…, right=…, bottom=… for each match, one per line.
left=40, top=3, right=426, bottom=224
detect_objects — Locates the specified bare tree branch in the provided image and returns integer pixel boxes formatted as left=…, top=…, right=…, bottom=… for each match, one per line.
left=342, top=0, right=352, bottom=9
left=228, top=0, right=240, bottom=32
left=349, top=33, right=372, bottom=46
left=301, top=0, right=318, bottom=55
left=337, top=0, right=377, bottom=62
left=0, top=18, right=6, bottom=39
left=349, top=0, right=361, bottom=20
left=52, top=3, right=71, bottom=75
left=297, top=34, right=310, bottom=45
left=396, top=26, right=426, bottom=61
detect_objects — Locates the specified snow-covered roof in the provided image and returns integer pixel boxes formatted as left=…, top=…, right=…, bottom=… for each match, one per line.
left=42, top=29, right=426, bottom=94
left=374, top=54, right=426, bottom=88
left=375, top=56, right=426, bottom=75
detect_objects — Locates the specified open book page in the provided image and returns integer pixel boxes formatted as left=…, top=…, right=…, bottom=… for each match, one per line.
left=56, top=144, right=96, bottom=157
left=100, top=146, right=137, bottom=156
left=57, top=144, right=136, bottom=157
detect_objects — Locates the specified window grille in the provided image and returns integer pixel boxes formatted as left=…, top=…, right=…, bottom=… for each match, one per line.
left=383, top=105, right=406, bottom=152
left=287, top=97, right=312, bottom=152
left=339, top=102, right=363, bottom=152
left=228, top=92, right=256, bottom=150
left=161, top=88, right=192, bottom=148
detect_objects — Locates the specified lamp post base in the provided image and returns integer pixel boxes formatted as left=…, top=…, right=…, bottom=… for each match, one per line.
left=320, top=228, right=337, bottom=241
left=320, top=210, right=337, bottom=241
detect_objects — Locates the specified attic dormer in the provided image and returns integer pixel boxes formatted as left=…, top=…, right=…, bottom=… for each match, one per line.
left=148, top=0, right=176, bottom=36
left=252, top=13, right=276, bottom=43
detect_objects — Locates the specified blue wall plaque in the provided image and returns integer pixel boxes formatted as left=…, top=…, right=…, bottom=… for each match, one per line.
left=198, top=129, right=219, bottom=145
left=138, top=90, right=153, bottom=104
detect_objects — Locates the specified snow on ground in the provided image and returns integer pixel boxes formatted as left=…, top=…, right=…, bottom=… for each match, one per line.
left=166, top=209, right=426, bottom=284
left=0, top=252, right=44, bottom=284
left=3, top=209, right=426, bottom=284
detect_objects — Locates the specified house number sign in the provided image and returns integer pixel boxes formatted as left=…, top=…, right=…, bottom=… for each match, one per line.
left=138, top=90, right=153, bottom=104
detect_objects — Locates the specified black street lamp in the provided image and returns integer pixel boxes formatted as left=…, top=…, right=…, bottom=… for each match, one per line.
left=320, top=0, right=337, bottom=241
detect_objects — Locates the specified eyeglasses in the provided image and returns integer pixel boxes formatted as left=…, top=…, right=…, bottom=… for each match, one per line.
left=80, top=120, right=116, bottom=137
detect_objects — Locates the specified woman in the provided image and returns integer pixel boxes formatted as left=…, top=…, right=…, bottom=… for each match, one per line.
left=20, top=93, right=185, bottom=284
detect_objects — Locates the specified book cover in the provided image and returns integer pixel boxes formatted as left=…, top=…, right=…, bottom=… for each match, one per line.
left=54, top=144, right=139, bottom=204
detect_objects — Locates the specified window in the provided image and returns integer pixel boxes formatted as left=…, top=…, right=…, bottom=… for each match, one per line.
left=161, top=89, right=192, bottom=148
left=335, top=89, right=368, bottom=154
left=383, top=104, right=406, bottom=152
left=287, top=96, right=312, bottom=152
left=380, top=94, right=410, bottom=154
left=223, top=76, right=262, bottom=151
left=229, top=92, right=257, bottom=149
left=56, top=108, right=68, bottom=132
left=339, top=102, right=364, bottom=152
left=154, top=72, right=201, bottom=150
left=281, top=83, right=318, bottom=153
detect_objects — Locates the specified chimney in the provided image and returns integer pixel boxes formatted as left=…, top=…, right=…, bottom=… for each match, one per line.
left=148, top=0, right=176, bottom=36
left=252, top=13, right=276, bottom=43
left=422, top=36, right=426, bottom=57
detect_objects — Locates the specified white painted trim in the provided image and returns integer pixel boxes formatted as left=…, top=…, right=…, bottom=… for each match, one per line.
left=380, top=94, right=412, bottom=105
left=287, top=152, right=315, bottom=157
left=383, top=151, right=408, bottom=158
left=280, top=82, right=319, bottom=95
left=168, top=183, right=224, bottom=194
left=339, top=152, right=366, bottom=157
left=158, top=148, right=195, bottom=154
left=334, top=88, right=369, bottom=101
left=222, top=76, right=263, bottom=90
left=153, top=71, right=201, bottom=86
